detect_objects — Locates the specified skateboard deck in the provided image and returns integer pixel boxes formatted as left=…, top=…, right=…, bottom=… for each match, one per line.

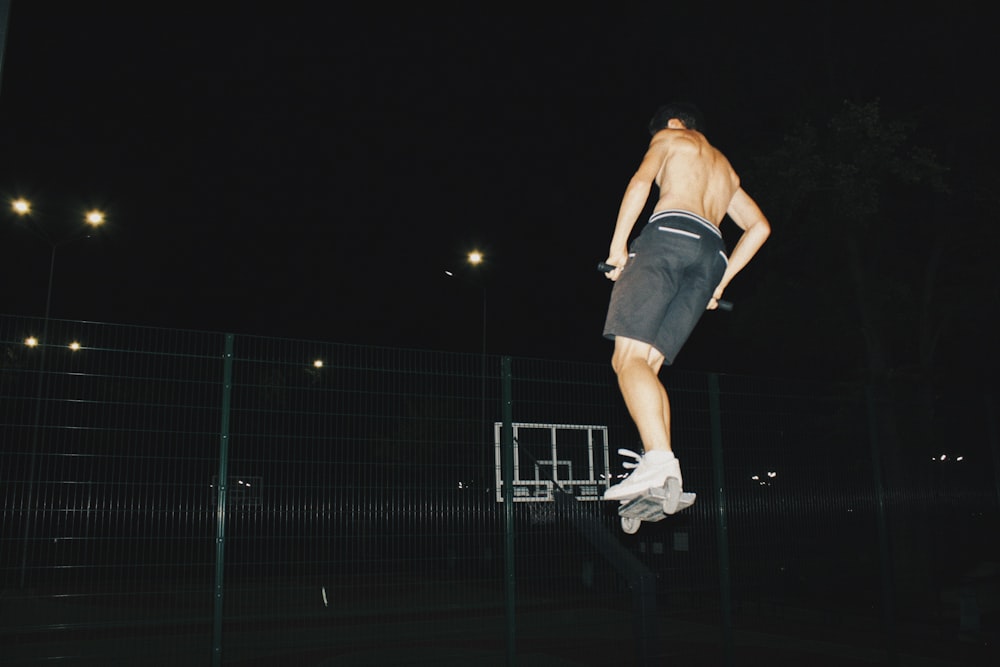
left=616, top=477, right=695, bottom=534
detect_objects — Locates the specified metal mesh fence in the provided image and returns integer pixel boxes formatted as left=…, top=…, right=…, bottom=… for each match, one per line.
left=1, top=314, right=997, bottom=666
left=219, top=336, right=507, bottom=660
left=1, top=317, right=222, bottom=664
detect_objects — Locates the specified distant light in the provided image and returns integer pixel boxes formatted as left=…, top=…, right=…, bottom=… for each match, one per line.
left=313, top=359, right=323, bottom=369
left=444, top=270, right=454, bottom=277
left=85, top=210, right=105, bottom=226
left=24, top=336, right=39, bottom=347
left=467, top=250, right=484, bottom=266
left=940, top=454, right=947, bottom=461
left=751, top=475, right=760, bottom=481
left=767, top=471, right=777, bottom=478
left=12, top=198, right=31, bottom=215
left=68, top=341, right=81, bottom=351
left=956, top=456, right=964, bottom=462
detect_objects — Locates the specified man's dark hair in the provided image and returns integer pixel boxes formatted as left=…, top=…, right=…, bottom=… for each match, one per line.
left=648, top=102, right=705, bottom=135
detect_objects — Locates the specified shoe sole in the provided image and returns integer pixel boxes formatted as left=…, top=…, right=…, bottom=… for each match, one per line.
left=604, top=473, right=682, bottom=504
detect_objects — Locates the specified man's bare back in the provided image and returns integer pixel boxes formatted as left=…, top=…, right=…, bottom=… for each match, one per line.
left=650, top=127, right=739, bottom=226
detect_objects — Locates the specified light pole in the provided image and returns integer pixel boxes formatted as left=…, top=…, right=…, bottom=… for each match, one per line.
left=445, top=250, right=489, bottom=489
left=466, top=250, right=491, bottom=460
left=466, top=250, right=487, bottom=358
left=11, top=198, right=106, bottom=323
left=10, top=197, right=105, bottom=588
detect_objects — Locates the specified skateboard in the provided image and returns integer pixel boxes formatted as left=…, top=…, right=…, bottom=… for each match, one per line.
left=616, top=477, right=696, bottom=534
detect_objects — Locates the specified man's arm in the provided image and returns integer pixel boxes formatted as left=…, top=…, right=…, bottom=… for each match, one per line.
left=708, top=187, right=771, bottom=308
left=603, top=140, right=665, bottom=280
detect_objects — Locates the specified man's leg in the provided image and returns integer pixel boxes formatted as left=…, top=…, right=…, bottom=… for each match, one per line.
left=611, top=336, right=670, bottom=453
left=604, top=336, right=682, bottom=501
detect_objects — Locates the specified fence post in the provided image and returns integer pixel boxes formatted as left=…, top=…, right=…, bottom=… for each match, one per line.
left=212, top=334, right=235, bottom=667
left=501, top=356, right=516, bottom=667
left=707, top=373, right=734, bottom=666
left=865, top=385, right=899, bottom=667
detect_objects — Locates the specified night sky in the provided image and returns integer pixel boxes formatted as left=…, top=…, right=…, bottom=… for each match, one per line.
left=1, top=3, right=995, bottom=370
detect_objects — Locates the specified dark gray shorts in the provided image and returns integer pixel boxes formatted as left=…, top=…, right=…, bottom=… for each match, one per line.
left=603, top=210, right=728, bottom=365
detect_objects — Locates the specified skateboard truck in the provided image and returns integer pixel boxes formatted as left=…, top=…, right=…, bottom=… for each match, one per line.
left=617, top=477, right=696, bottom=534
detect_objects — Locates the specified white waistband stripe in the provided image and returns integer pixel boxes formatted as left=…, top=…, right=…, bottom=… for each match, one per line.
left=649, top=210, right=721, bottom=238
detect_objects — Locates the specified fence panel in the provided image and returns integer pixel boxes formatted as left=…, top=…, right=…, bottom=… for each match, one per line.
left=2, top=314, right=997, bottom=665
left=716, top=375, right=883, bottom=640
left=216, top=336, right=508, bottom=663
left=1, top=316, right=223, bottom=665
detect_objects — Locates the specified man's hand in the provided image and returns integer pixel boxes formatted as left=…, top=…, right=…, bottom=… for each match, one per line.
left=603, top=251, right=629, bottom=281
left=706, top=285, right=725, bottom=310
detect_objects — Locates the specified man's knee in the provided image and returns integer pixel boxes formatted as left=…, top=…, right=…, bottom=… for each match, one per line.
left=611, top=337, right=664, bottom=374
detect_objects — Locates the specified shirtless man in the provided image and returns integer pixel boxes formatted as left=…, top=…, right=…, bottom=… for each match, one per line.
left=602, top=102, right=770, bottom=503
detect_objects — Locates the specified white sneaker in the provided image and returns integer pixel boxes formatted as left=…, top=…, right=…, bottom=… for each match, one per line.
left=604, top=449, right=682, bottom=501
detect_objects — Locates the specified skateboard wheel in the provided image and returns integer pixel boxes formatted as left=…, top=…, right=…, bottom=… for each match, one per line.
left=621, top=516, right=640, bottom=534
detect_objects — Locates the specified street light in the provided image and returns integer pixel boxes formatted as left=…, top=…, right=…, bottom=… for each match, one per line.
left=444, top=249, right=488, bottom=353
left=12, top=198, right=31, bottom=215
left=466, top=251, right=489, bottom=497
left=9, top=197, right=105, bottom=588
left=10, top=197, right=105, bottom=324
left=444, top=249, right=490, bottom=489
left=466, top=249, right=487, bottom=354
